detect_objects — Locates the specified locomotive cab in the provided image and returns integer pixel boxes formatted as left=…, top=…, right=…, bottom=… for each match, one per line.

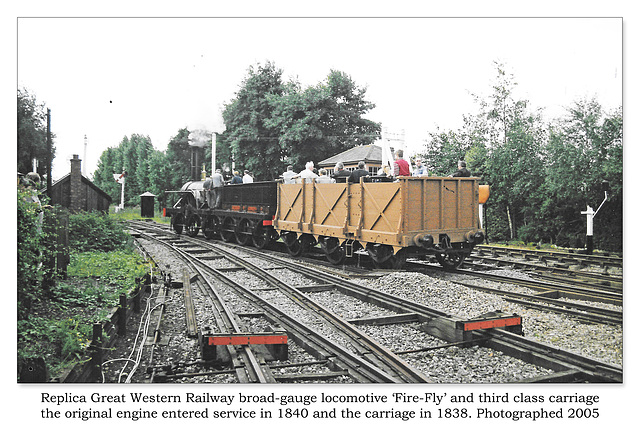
left=165, top=181, right=207, bottom=235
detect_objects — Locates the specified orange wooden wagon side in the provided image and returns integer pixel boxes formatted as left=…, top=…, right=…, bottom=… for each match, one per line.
left=274, top=177, right=488, bottom=269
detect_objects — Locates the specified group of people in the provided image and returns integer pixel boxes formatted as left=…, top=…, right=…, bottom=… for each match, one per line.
left=279, top=150, right=471, bottom=186
left=202, top=167, right=255, bottom=208
left=205, top=152, right=472, bottom=206
left=282, top=161, right=342, bottom=184
left=220, top=165, right=254, bottom=185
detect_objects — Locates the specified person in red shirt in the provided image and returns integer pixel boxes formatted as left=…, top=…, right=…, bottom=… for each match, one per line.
left=393, top=149, right=410, bottom=177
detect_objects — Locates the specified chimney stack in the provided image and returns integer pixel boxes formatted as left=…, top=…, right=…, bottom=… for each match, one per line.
left=70, top=154, right=84, bottom=211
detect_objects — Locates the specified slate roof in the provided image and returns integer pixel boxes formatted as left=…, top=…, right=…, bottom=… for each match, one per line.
left=45, top=174, right=112, bottom=201
left=318, top=144, right=383, bottom=167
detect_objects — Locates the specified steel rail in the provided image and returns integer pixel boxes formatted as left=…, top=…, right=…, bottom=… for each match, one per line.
left=437, top=265, right=623, bottom=306
left=188, top=242, right=430, bottom=383
left=130, top=224, right=421, bottom=383
left=454, top=281, right=622, bottom=326
left=130, top=221, right=622, bottom=382
left=469, top=252, right=623, bottom=283
left=475, top=245, right=622, bottom=267
left=202, top=242, right=432, bottom=384
left=131, top=227, right=273, bottom=383
left=465, top=256, right=623, bottom=294
left=217, top=241, right=623, bottom=383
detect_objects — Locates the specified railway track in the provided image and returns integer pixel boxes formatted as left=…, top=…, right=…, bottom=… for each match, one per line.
left=413, top=264, right=622, bottom=325
left=474, top=244, right=622, bottom=271
left=126, top=220, right=622, bottom=383
left=129, top=222, right=431, bottom=383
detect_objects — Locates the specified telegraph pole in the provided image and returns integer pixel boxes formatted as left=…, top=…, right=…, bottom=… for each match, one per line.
left=83, top=135, right=87, bottom=177
left=46, top=108, right=52, bottom=196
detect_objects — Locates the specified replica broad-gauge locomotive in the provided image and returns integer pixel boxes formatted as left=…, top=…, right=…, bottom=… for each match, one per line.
left=165, top=176, right=489, bottom=269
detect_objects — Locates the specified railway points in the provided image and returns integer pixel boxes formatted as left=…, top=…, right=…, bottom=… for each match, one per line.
left=95, top=220, right=623, bottom=384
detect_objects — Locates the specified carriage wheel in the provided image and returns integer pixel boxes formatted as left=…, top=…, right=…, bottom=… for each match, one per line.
left=220, top=217, right=236, bottom=243
left=435, top=252, right=467, bottom=269
left=172, top=214, right=184, bottom=235
left=203, top=215, right=219, bottom=239
left=388, top=249, right=407, bottom=269
left=252, top=224, right=274, bottom=249
left=284, top=233, right=315, bottom=257
left=235, top=219, right=253, bottom=246
left=185, top=214, right=201, bottom=237
left=366, top=244, right=394, bottom=267
left=284, top=232, right=304, bottom=256
left=322, top=237, right=346, bottom=265
left=367, top=244, right=405, bottom=269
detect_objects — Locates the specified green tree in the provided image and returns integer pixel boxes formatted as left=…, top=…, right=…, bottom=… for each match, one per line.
left=93, top=134, right=155, bottom=205
left=417, top=63, right=548, bottom=243
left=165, top=128, right=195, bottom=187
left=420, top=129, right=471, bottom=176
left=543, top=100, right=622, bottom=249
left=92, top=147, right=122, bottom=201
left=221, top=63, right=380, bottom=180
left=465, top=64, right=548, bottom=241
left=17, top=88, right=54, bottom=177
left=222, top=61, right=286, bottom=181
left=147, top=149, right=171, bottom=206
left=267, top=70, right=380, bottom=171
left=17, top=187, right=43, bottom=318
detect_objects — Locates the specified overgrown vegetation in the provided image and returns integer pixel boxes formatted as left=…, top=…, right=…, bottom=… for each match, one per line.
left=17, top=191, right=149, bottom=379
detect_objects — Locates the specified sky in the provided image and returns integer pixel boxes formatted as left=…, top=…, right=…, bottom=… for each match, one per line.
left=16, top=16, right=622, bottom=180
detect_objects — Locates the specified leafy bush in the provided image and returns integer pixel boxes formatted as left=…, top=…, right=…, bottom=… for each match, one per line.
left=67, top=211, right=131, bottom=252
left=17, top=187, right=54, bottom=319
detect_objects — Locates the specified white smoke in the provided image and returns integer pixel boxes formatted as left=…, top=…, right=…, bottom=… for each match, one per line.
left=188, top=128, right=212, bottom=148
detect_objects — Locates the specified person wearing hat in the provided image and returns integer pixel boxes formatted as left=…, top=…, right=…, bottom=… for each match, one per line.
left=451, top=160, right=471, bottom=177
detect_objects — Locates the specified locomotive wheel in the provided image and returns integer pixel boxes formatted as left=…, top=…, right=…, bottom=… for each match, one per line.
left=235, top=219, right=253, bottom=246
left=252, top=224, right=274, bottom=249
left=322, top=237, right=346, bottom=265
left=220, top=217, right=236, bottom=243
left=435, top=252, right=467, bottom=269
left=172, top=214, right=184, bottom=235
left=185, top=215, right=201, bottom=237
left=203, top=216, right=219, bottom=239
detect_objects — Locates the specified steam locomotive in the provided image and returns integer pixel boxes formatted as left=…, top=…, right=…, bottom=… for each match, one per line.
left=165, top=176, right=488, bottom=269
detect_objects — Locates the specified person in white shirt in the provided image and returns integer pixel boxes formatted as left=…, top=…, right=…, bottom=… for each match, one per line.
left=298, top=161, right=318, bottom=183
left=242, top=170, right=254, bottom=183
left=281, top=165, right=297, bottom=184
left=315, top=168, right=335, bottom=183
